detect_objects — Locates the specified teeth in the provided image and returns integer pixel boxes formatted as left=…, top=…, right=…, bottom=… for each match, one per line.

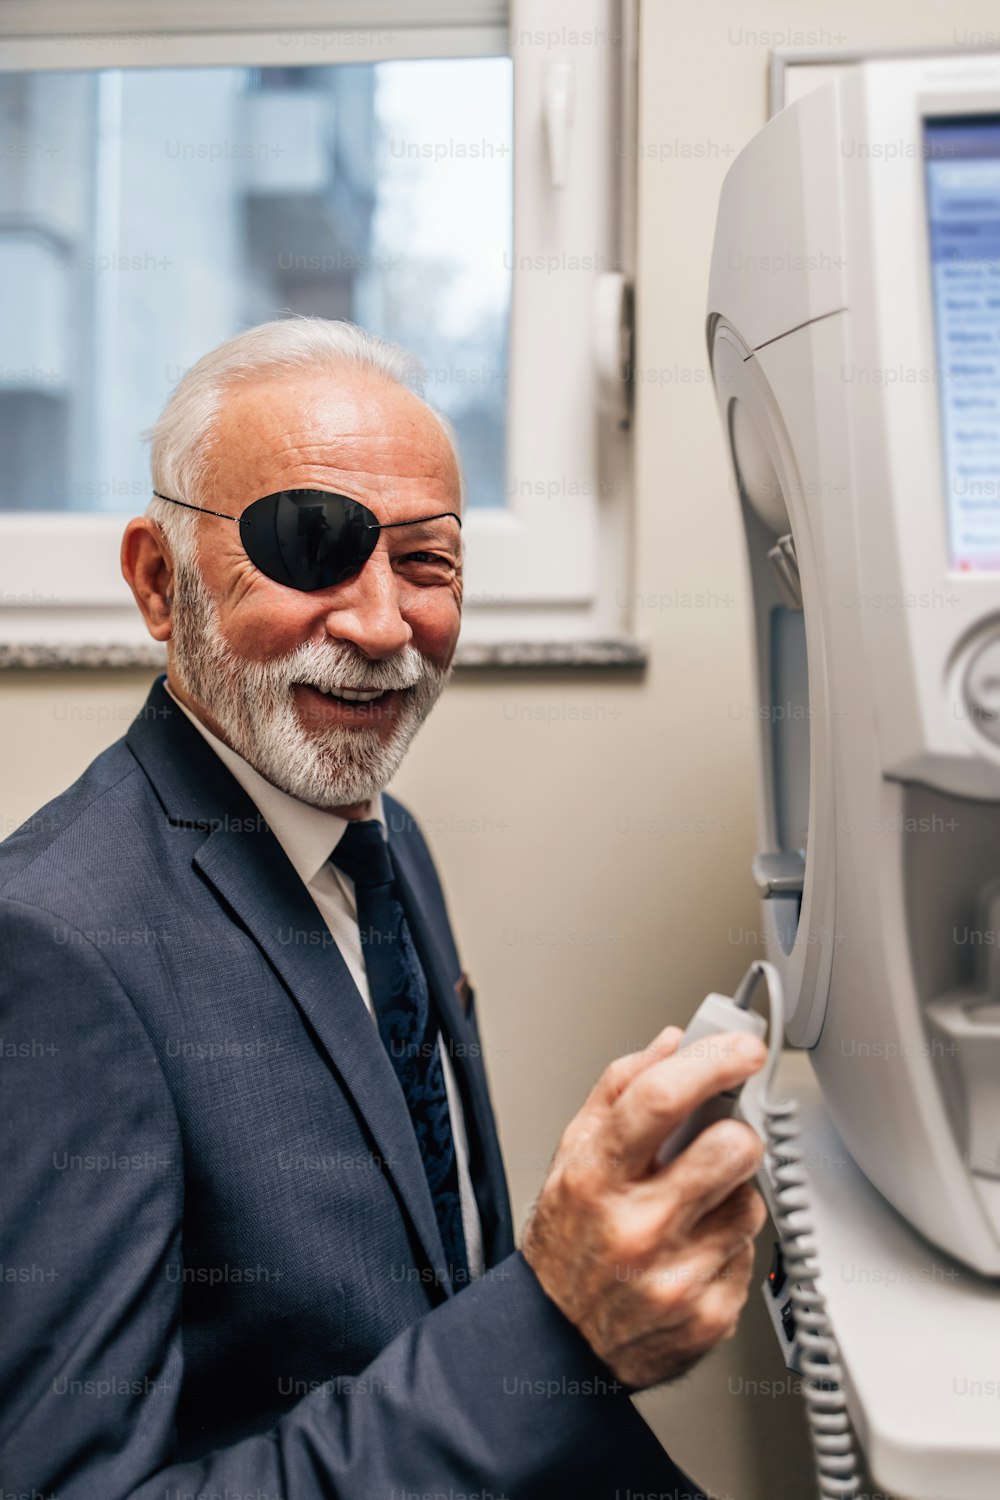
left=317, top=686, right=387, bottom=703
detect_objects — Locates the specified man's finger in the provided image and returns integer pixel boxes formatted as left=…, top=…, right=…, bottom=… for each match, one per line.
left=672, top=1172, right=767, bottom=1249
left=604, top=1036, right=767, bottom=1177
left=700, top=1240, right=757, bottom=1341
left=658, top=1124, right=765, bottom=1237
left=584, top=1024, right=685, bottom=1112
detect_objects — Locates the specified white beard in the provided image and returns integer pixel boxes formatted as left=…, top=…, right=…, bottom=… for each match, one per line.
left=169, top=560, right=450, bottom=810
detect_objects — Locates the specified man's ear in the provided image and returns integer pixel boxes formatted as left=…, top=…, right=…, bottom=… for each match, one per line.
left=121, top=516, right=175, bottom=643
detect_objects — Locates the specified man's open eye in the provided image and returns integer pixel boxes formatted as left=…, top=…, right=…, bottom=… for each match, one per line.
left=398, top=551, right=457, bottom=580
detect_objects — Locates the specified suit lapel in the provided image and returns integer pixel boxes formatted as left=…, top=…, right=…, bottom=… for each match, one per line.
left=389, top=830, right=516, bottom=1267
left=127, top=679, right=453, bottom=1294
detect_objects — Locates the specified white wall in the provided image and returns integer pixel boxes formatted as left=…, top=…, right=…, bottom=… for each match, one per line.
left=4, top=3, right=997, bottom=1494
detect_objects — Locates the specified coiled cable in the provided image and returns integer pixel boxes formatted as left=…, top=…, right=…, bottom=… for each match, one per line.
left=734, top=959, right=863, bottom=1500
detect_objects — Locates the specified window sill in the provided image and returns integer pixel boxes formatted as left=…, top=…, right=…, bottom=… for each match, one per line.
left=0, top=638, right=649, bottom=674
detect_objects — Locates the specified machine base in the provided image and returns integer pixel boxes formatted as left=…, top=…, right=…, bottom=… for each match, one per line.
left=741, top=1053, right=1000, bottom=1500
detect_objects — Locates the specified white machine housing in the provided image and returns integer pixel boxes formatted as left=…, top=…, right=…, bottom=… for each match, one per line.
left=709, top=55, right=1000, bottom=1275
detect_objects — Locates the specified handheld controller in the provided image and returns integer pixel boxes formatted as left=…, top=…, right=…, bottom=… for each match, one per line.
left=654, top=990, right=768, bottom=1166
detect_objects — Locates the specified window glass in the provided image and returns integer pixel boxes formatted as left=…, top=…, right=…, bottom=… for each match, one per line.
left=0, top=56, right=512, bottom=512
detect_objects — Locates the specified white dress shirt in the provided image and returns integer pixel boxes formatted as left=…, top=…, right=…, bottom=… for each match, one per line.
left=165, top=685, right=483, bottom=1278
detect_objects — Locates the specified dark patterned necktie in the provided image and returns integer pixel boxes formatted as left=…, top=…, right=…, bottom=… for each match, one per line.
left=331, top=819, right=469, bottom=1285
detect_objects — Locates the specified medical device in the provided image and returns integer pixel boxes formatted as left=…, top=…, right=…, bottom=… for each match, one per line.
left=706, top=54, right=1000, bottom=1279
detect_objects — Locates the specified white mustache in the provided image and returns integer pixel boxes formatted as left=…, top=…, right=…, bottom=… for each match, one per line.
left=270, top=641, right=427, bottom=697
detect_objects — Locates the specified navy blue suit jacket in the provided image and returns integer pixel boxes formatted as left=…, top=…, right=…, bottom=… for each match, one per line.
left=0, top=676, right=702, bottom=1499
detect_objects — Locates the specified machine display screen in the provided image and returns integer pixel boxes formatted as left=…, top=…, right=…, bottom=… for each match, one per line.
left=925, top=116, right=1000, bottom=572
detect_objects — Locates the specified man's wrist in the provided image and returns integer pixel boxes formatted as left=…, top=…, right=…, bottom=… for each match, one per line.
left=507, top=1249, right=635, bottom=1399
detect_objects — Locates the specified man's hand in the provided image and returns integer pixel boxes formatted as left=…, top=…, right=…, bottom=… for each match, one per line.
left=521, top=1026, right=768, bottom=1391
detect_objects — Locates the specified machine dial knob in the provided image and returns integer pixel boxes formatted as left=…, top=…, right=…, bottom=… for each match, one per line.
left=964, top=635, right=1000, bottom=746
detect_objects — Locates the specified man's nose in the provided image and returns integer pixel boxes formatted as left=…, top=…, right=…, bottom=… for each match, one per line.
left=322, top=551, right=413, bottom=659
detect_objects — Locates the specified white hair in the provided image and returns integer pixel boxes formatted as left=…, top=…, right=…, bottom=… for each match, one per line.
left=145, top=317, right=463, bottom=564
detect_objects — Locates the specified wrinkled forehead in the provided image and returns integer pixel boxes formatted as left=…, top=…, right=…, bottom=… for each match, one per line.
left=203, top=370, right=462, bottom=522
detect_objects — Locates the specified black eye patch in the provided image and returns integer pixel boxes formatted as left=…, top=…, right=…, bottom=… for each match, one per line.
left=153, top=488, right=461, bottom=592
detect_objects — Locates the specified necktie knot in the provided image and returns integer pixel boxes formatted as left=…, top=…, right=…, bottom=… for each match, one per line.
left=331, top=818, right=395, bottom=890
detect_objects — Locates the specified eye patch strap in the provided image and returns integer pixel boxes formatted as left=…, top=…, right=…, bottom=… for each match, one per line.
left=154, top=493, right=460, bottom=532
left=152, top=491, right=237, bottom=522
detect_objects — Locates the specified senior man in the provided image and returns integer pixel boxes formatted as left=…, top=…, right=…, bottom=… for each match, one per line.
left=0, top=319, right=766, bottom=1499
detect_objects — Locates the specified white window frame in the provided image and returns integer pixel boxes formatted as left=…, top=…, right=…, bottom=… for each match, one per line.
left=770, top=42, right=1000, bottom=117
left=0, top=0, right=638, bottom=665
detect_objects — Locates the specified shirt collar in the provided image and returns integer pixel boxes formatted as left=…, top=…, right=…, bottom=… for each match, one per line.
left=164, top=682, right=386, bottom=889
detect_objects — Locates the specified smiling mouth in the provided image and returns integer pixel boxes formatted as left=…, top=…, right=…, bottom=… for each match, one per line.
left=310, top=685, right=388, bottom=703
left=296, top=682, right=403, bottom=706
